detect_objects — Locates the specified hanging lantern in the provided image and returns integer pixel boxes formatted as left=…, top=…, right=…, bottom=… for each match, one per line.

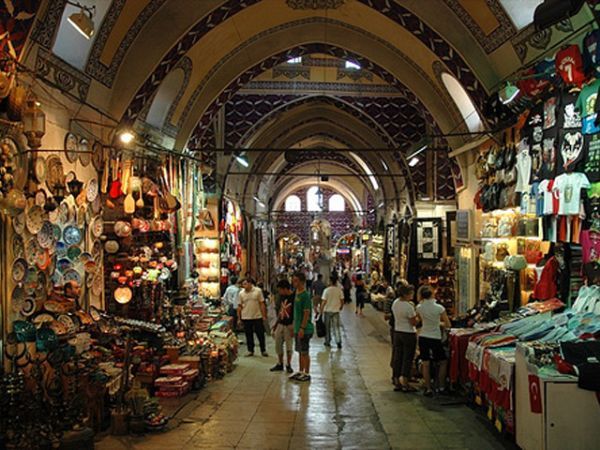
left=22, top=94, right=46, bottom=149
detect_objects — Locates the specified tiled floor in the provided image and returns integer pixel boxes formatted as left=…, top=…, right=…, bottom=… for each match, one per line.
left=97, top=305, right=517, bottom=449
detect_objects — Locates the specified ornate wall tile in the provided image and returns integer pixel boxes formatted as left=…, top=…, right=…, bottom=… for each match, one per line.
left=273, top=65, right=311, bottom=80
left=242, top=80, right=399, bottom=94
left=30, top=0, right=66, bottom=49
left=286, top=0, right=345, bottom=9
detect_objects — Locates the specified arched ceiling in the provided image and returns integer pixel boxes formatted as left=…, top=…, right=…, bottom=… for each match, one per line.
left=23, top=0, right=592, bottom=214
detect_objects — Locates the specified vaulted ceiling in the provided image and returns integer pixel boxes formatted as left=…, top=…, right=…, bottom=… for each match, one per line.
left=15, top=0, right=596, bottom=214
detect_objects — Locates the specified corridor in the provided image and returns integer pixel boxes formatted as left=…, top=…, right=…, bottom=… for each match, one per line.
left=98, top=305, right=514, bottom=450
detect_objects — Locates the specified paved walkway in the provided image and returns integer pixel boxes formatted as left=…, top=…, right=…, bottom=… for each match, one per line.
left=98, top=305, right=516, bottom=449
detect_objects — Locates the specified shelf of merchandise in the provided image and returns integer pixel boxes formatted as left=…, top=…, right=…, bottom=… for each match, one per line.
left=194, top=237, right=221, bottom=300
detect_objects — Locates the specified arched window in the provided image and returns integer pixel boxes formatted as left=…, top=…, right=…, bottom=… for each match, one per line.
left=329, top=194, right=345, bottom=212
left=52, top=0, right=112, bottom=70
left=285, top=195, right=301, bottom=212
left=146, top=68, right=185, bottom=129
left=441, top=73, right=483, bottom=133
left=306, top=186, right=323, bottom=212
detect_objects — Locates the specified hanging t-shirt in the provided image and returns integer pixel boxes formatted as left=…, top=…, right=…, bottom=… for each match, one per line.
left=581, top=230, right=600, bottom=263
left=557, top=89, right=583, bottom=129
left=531, top=181, right=545, bottom=217
left=584, top=134, right=600, bottom=183
left=582, top=29, right=600, bottom=75
left=555, top=45, right=586, bottom=87
left=541, top=130, right=558, bottom=180
left=558, top=130, right=586, bottom=173
left=576, top=79, right=600, bottom=134
left=544, top=96, right=557, bottom=129
left=516, top=148, right=532, bottom=193
left=553, top=172, right=591, bottom=215
left=526, top=103, right=544, bottom=144
left=539, top=179, right=558, bottom=215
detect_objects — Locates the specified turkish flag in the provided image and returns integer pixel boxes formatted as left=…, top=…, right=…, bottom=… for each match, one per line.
left=528, top=374, right=542, bottom=414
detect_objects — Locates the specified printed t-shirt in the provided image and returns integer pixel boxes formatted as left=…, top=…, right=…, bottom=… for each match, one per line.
left=553, top=172, right=591, bottom=215
left=576, top=79, right=600, bottom=134
left=239, top=286, right=265, bottom=320
left=583, top=29, right=600, bottom=75
left=531, top=182, right=545, bottom=217
left=555, top=45, right=586, bottom=87
left=416, top=299, right=446, bottom=340
left=293, top=290, right=314, bottom=335
left=538, top=179, right=558, bottom=215
left=544, top=95, right=557, bottom=129
left=585, top=134, right=600, bottom=183
left=321, top=286, right=344, bottom=313
left=557, top=89, right=583, bottom=129
left=515, top=149, right=532, bottom=193
left=581, top=230, right=600, bottom=264
left=558, top=130, right=586, bottom=173
left=392, top=299, right=416, bottom=333
left=541, top=130, right=558, bottom=179
left=275, top=293, right=295, bottom=326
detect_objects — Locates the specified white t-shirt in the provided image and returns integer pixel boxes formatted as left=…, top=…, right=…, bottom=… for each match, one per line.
left=392, top=299, right=416, bottom=333
left=553, top=172, right=590, bottom=215
left=538, top=179, right=556, bottom=216
left=238, top=286, right=264, bottom=320
left=416, top=299, right=446, bottom=340
left=322, top=286, right=344, bottom=312
left=516, top=149, right=532, bottom=193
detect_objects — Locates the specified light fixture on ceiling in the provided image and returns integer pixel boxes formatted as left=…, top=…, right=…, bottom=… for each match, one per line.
left=235, top=153, right=249, bottom=168
left=368, top=208, right=375, bottom=214
left=117, top=129, right=135, bottom=145
left=408, top=157, right=420, bottom=167
left=406, top=137, right=430, bottom=161
left=66, top=1, right=96, bottom=40
left=377, top=201, right=384, bottom=209
left=381, top=160, right=389, bottom=171
left=253, top=195, right=266, bottom=208
left=499, top=81, right=521, bottom=105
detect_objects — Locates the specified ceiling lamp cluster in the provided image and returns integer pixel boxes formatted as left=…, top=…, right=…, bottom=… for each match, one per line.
left=66, top=1, right=96, bottom=40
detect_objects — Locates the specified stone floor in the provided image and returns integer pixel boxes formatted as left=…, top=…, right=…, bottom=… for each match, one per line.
left=97, top=304, right=517, bottom=450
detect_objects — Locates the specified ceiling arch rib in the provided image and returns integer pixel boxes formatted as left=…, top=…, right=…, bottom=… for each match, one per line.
left=115, top=0, right=490, bottom=126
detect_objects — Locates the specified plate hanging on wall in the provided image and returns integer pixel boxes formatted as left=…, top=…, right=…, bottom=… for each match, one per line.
left=34, top=155, right=47, bottom=184
left=64, top=132, right=78, bottom=163
left=78, top=138, right=91, bottom=166
left=92, top=141, right=104, bottom=172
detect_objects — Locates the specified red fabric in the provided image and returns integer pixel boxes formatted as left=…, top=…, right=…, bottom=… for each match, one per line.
left=450, top=333, right=472, bottom=384
left=556, top=45, right=586, bottom=87
left=518, top=68, right=550, bottom=97
left=534, top=256, right=559, bottom=300
left=528, top=374, right=543, bottom=414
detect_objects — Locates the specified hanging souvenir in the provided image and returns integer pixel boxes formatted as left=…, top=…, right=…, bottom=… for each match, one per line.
left=64, top=132, right=78, bottom=163
left=78, top=138, right=91, bottom=166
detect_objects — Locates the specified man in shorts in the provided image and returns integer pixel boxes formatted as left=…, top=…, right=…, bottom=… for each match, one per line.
left=290, top=272, right=314, bottom=382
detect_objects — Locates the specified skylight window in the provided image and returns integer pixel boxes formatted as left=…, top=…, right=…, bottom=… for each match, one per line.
left=441, top=72, right=483, bottom=133
left=500, top=0, right=544, bottom=30
left=349, top=152, right=378, bottom=191
left=345, top=61, right=361, bottom=70
left=287, top=57, right=302, bottom=64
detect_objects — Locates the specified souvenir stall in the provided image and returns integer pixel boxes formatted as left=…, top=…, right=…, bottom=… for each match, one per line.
left=450, top=28, right=600, bottom=444
left=335, top=232, right=358, bottom=269
left=276, top=232, right=303, bottom=269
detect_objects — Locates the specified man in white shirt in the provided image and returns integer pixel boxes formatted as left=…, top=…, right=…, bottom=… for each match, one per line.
left=320, top=274, right=344, bottom=349
left=237, top=278, right=268, bottom=357
left=222, top=276, right=241, bottom=335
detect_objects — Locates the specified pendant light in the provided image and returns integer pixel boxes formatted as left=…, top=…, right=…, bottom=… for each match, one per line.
left=66, top=1, right=96, bottom=40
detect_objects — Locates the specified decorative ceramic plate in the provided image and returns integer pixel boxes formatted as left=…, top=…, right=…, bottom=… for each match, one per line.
left=34, top=189, right=46, bottom=208
left=84, top=260, right=97, bottom=274
left=67, top=245, right=82, bottom=261
left=80, top=252, right=93, bottom=264
left=35, top=271, right=48, bottom=301
left=11, top=286, right=26, bottom=313
left=57, top=257, right=72, bottom=273
left=34, top=156, right=46, bottom=184
left=25, top=205, right=44, bottom=235
left=92, top=270, right=103, bottom=296
left=32, top=313, right=55, bottom=328
left=13, top=211, right=25, bottom=235
left=36, top=249, right=51, bottom=271
left=0, top=136, right=27, bottom=191
left=25, top=238, right=41, bottom=266
left=51, top=271, right=63, bottom=286
left=68, top=203, right=77, bottom=224
left=21, top=297, right=37, bottom=317
left=64, top=132, right=78, bottom=163
left=78, top=138, right=91, bottom=166
left=63, top=225, right=82, bottom=246
left=104, top=240, right=119, bottom=254
left=89, top=306, right=102, bottom=322
left=55, top=241, right=67, bottom=258
left=63, top=268, right=81, bottom=285
left=12, top=234, right=24, bottom=258
left=86, top=178, right=98, bottom=202
left=91, top=216, right=103, bottom=238
left=37, top=221, right=55, bottom=249
left=92, top=141, right=104, bottom=172
left=57, top=202, right=69, bottom=224
left=45, top=155, right=64, bottom=195
left=24, top=267, right=39, bottom=290
left=11, top=258, right=27, bottom=283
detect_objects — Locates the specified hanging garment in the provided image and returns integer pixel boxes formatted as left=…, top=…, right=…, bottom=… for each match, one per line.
left=533, top=256, right=559, bottom=300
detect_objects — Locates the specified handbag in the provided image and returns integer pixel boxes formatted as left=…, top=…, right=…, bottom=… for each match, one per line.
left=504, top=255, right=528, bottom=271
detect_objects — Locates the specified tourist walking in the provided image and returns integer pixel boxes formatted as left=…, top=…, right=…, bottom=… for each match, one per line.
left=223, top=276, right=241, bottom=320
left=391, top=282, right=417, bottom=392
left=311, top=273, right=326, bottom=313
left=415, top=286, right=451, bottom=396
left=270, top=279, right=295, bottom=373
left=237, top=278, right=268, bottom=357
left=342, top=272, right=352, bottom=304
left=320, top=274, right=344, bottom=348
left=290, top=272, right=314, bottom=382
left=355, top=274, right=367, bottom=316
